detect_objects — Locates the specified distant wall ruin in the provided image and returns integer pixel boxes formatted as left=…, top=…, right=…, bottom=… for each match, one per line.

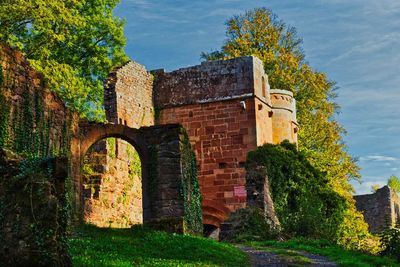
left=354, top=186, right=400, bottom=233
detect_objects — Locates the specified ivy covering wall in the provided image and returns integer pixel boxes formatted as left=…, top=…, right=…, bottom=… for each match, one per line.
left=180, top=128, right=203, bottom=235
left=0, top=45, right=73, bottom=158
left=0, top=44, right=75, bottom=265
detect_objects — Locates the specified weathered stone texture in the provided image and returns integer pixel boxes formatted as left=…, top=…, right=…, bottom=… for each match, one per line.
left=354, top=186, right=400, bottom=233
left=74, top=123, right=202, bottom=234
left=0, top=44, right=78, bottom=157
left=104, top=61, right=154, bottom=128
left=83, top=139, right=143, bottom=228
left=158, top=99, right=255, bottom=213
left=0, top=150, right=71, bottom=266
left=245, top=163, right=280, bottom=227
left=153, top=56, right=269, bottom=108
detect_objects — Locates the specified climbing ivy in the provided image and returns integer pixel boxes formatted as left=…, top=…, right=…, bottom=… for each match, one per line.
left=0, top=63, right=10, bottom=148
left=179, top=128, right=203, bottom=235
left=0, top=55, right=71, bottom=158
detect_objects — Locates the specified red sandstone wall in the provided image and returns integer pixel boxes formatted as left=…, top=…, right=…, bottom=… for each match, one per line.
left=158, top=98, right=258, bottom=211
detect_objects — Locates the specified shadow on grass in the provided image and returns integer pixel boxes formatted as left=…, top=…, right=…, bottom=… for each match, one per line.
left=69, top=224, right=248, bottom=267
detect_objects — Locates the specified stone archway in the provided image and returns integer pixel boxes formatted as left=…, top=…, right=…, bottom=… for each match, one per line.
left=70, top=122, right=203, bottom=234
left=75, top=123, right=151, bottom=222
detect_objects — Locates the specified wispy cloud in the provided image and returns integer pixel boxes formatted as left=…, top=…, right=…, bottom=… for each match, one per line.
left=115, top=0, right=400, bottom=194
left=360, top=155, right=398, bottom=162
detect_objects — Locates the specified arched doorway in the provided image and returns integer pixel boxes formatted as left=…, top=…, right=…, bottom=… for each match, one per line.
left=76, top=124, right=151, bottom=223
left=82, top=137, right=143, bottom=228
left=72, top=123, right=203, bottom=234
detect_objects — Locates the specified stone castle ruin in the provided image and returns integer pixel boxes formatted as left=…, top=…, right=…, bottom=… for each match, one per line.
left=98, top=55, right=298, bottom=232
left=0, top=44, right=298, bottom=263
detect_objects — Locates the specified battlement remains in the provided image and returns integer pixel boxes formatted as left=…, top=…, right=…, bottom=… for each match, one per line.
left=153, top=56, right=271, bottom=108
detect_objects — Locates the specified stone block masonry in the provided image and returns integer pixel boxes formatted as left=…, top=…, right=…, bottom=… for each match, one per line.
left=152, top=56, right=298, bottom=228
left=354, top=186, right=400, bottom=233
left=104, top=55, right=298, bottom=230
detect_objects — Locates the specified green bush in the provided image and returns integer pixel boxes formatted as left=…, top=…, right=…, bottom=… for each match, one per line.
left=380, top=228, right=400, bottom=262
left=246, top=141, right=347, bottom=240
left=221, top=207, right=279, bottom=242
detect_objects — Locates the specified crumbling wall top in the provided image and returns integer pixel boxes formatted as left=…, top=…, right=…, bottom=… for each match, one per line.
left=153, top=56, right=267, bottom=108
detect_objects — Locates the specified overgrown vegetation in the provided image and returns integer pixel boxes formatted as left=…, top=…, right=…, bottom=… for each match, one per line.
left=180, top=129, right=203, bottom=235
left=247, top=141, right=347, bottom=241
left=0, top=55, right=70, bottom=158
left=0, top=152, right=71, bottom=266
left=388, top=175, right=400, bottom=193
left=69, top=224, right=248, bottom=267
left=249, top=239, right=399, bottom=267
left=380, top=228, right=400, bottom=262
left=221, top=207, right=279, bottom=242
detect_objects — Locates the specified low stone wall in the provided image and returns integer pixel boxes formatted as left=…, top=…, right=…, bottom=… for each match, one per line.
left=0, top=149, right=71, bottom=266
left=354, top=186, right=400, bottom=233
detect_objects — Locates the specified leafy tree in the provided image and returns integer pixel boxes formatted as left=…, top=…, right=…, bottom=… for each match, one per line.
left=0, top=0, right=128, bottom=120
left=388, top=175, right=400, bottom=193
left=202, top=7, right=372, bottom=251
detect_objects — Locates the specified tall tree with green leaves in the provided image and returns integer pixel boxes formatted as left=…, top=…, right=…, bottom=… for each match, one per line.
left=202, top=7, right=375, bottom=251
left=0, top=0, right=128, bottom=120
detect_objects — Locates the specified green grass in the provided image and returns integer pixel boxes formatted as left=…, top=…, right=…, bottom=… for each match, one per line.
left=69, top=224, right=249, bottom=266
left=249, top=239, right=400, bottom=267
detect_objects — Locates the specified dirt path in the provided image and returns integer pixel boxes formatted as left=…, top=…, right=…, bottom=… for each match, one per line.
left=237, top=245, right=338, bottom=267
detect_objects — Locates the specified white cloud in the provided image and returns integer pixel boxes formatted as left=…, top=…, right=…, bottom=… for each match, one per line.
left=360, top=155, right=398, bottom=162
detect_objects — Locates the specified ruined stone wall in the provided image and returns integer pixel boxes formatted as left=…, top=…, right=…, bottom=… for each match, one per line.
left=104, top=61, right=154, bottom=127
left=0, top=44, right=77, bottom=157
left=153, top=56, right=266, bottom=108
left=75, top=123, right=203, bottom=234
left=0, top=44, right=77, bottom=265
left=0, top=151, right=71, bottom=266
left=354, top=186, right=400, bottom=233
left=82, top=61, right=154, bottom=228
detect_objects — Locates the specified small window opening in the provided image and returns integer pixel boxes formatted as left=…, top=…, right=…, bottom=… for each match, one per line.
left=189, top=111, right=193, bottom=117
left=262, top=76, right=267, bottom=98
left=119, top=118, right=123, bottom=124
left=124, top=120, right=127, bottom=125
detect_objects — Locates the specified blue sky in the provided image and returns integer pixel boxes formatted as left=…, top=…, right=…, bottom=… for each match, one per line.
left=115, top=0, right=400, bottom=194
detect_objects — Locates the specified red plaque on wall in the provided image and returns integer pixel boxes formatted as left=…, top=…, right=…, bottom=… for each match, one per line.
left=234, top=186, right=246, bottom=197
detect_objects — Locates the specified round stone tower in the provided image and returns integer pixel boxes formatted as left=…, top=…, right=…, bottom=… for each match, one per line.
left=270, top=89, right=298, bottom=144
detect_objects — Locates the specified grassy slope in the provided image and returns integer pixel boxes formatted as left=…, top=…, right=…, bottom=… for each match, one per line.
left=249, top=239, right=400, bottom=267
left=69, top=224, right=248, bottom=267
